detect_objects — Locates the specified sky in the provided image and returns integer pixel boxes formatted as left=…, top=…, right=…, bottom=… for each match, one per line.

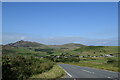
left=2, top=2, right=118, bottom=46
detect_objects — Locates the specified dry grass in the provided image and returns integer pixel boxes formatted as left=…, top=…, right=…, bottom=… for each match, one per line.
left=31, top=65, right=65, bottom=79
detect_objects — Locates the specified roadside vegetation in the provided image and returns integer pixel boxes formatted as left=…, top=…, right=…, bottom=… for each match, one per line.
left=2, top=56, right=55, bottom=80
left=31, top=65, right=65, bottom=79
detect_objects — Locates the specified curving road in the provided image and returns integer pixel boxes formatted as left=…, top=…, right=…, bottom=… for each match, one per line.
left=58, top=64, right=119, bottom=80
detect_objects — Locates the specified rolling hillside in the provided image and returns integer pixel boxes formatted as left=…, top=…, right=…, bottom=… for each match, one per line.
left=2, top=40, right=119, bottom=57
left=47, top=43, right=85, bottom=49
left=74, top=46, right=118, bottom=56
left=2, top=40, right=85, bottom=56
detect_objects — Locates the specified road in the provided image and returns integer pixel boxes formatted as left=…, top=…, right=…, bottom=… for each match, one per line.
left=58, top=64, right=119, bottom=80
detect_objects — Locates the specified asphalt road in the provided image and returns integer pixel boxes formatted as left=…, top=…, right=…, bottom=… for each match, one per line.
left=58, top=64, right=119, bottom=80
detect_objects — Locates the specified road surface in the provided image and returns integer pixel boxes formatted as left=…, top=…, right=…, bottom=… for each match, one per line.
left=58, top=64, right=119, bottom=80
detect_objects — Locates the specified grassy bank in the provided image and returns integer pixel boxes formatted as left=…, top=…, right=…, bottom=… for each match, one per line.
left=65, top=57, right=119, bottom=72
left=31, top=65, right=65, bottom=79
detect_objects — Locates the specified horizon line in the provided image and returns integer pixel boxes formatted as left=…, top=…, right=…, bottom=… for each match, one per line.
left=2, top=40, right=118, bottom=46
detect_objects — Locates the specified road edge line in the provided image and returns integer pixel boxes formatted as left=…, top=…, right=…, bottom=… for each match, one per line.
left=58, top=65, right=73, bottom=78
left=85, top=66, right=117, bottom=73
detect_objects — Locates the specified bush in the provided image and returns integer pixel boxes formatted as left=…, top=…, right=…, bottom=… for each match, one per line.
left=51, top=57, right=80, bottom=62
left=107, top=58, right=116, bottom=64
left=2, top=56, right=54, bottom=80
left=106, top=58, right=119, bottom=68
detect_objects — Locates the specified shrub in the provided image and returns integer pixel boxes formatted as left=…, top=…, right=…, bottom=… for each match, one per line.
left=107, top=58, right=116, bottom=64
left=2, top=56, right=54, bottom=80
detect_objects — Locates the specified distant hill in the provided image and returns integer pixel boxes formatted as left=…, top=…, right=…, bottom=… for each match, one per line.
left=2, top=40, right=118, bottom=57
left=63, top=43, right=85, bottom=47
left=4, top=40, right=85, bottom=48
left=47, top=43, right=85, bottom=49
left=2, top=40, right=86, bottom=56
left=4, top=40, right=44, bottom=47
left=74, top=46, right=118, bottom=56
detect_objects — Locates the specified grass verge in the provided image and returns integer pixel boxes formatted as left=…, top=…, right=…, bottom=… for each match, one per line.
left=30, top=65, right=66, bottom=79
left=65, top=62, right=119, bottom=72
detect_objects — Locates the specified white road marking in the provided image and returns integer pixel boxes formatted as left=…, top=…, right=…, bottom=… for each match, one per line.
left=86, top=66, right=117, bottom=73
left=82, top=69, right=94, bottom=74
left=58, top=65, right=73, bottom=78
left=74, top=78, right=76, bottom=80
left=107, top=77, right=111, bottom=78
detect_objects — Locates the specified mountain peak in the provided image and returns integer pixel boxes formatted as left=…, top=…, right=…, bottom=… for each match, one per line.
left=6, top=40, right=44, bottom=47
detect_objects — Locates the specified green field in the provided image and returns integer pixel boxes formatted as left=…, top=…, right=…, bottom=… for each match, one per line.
left=74, top=46, right=118, bottom=56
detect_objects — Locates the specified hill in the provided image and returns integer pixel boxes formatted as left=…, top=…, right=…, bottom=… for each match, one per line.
left=74, top=46, right=118, bottom=56
left=2, top=40, right=85, bottom=56
left=63, top=43, right=85, bottom=47
left=48, top=43, right=85, bottom=49
left=3, top=41, right=118, bottom=57
left=2, top=40, right=47, bottom=55
left=4, top=40, right=44, bottom=47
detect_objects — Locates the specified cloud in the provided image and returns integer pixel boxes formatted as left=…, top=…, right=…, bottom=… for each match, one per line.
left=2, top=32, right=27, bottom=44
left=2, top=32, right=118, bottom=46
left=20, top=36, right=26, bottom=40
left=85, top=38, right=118, bottom=46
